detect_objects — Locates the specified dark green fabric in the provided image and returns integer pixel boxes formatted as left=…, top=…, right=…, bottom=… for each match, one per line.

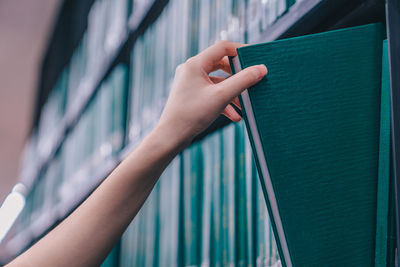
left=237, top=24, right=385, bottom=267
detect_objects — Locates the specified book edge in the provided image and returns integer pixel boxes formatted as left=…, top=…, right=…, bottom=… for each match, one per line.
left=231, top=56, right=292, bottom=267
left=375, top=39, right=391, bottom=266
left=237, top=23, right=383, bottom=55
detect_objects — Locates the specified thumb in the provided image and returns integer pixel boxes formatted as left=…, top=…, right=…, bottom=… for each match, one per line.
left=216, top=64, right=267, bottom=103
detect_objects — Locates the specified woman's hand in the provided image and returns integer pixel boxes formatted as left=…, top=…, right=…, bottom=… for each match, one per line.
left=157, top=40, right=267, bottom=148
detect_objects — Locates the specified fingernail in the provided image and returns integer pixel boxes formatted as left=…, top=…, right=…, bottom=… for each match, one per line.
left=255, top=64, right=268, bottom=79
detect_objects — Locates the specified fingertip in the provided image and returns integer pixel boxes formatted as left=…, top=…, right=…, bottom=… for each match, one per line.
left=255, top=64, right=268, bottom=79
left=231, top=115, right=242, bottom=122
left=222, top=105, right=242, bottom=122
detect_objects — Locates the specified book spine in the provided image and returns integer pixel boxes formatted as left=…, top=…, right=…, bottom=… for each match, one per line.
left=221, top=125, right=236, bottom=266
left=182, top=144, right=203, bottom=266
left=201, top=139, right=213, bottom=266
left=211, top=133, right=222, bottom=266
left=245, top=129, right=257, bottom=266
left=235, top=121, right=248, bottom=267
left=157, top=157, right=181, bottom=266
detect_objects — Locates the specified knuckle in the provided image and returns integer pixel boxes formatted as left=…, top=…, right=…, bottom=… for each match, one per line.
left=184, top=57, right=197, bottom=69
left=216, top=40, right=229, bottom=47
left=185, top=56, right=196, bottom=65
left=214, top=86, right=229, bottom=102
left=182, top=58, right=198, bottom=73
left=175, top=63, right=184, bottom=73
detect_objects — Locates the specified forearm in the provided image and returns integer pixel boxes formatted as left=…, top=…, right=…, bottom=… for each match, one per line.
left=10, top=123, right=188, bottom=267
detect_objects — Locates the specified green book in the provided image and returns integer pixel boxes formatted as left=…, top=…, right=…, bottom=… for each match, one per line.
left=144, top=184, right=159, bottom=267
left=201, top=135, right=214, bottom=266
left=135, top=203, right=146, bottom=267
left=210, top=131, right=222, bottom=266
left=158, top=158, right=181, bottom=267
left=182, top=143, right=203, bottom=266
left=220, top=124, right=236, bottom=266
left=121, top=208, right=140, bottom=266
left=231, top=23, right=388, bottom=267
left=129, top=38, right=144, bottom=139
left=255, top=170, right=265, bottom=267
left=198, top=0, right=211, bottom=51
left=110, top=64, right=128, bottom=154
left=244, top=130, right=257, bottom=266
left=234, top=121, right=248, bottom=267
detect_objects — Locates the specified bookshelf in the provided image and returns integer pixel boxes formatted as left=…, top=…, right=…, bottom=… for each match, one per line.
left=0, top=0, right=395, bottom=265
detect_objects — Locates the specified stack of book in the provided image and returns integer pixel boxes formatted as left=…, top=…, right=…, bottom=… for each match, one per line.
left=119, top=122, right=280, bottom=267
left=16, top=64, right=128, bottom=234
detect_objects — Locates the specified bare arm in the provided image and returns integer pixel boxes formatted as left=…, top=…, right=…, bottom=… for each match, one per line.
left=8, top=41, right=267, bottom=267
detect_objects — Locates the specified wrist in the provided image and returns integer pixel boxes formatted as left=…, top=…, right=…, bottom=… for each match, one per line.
left=150, top=122, right=192, bottom=155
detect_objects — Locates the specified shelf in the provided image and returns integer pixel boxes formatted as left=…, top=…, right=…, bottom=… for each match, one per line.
left=19, top=0, right=165, bottom=192
left=6, top=156, right=119, bottom=258
left=254, top=0, right=325, bottom=43
left=5, top=0, right=390, bottom=262
left=253, top=0, right=384, bottom=43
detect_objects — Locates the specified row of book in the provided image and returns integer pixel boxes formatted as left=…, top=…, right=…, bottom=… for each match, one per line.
left=59, top=65, right=128, bottom=207
left=28, top=0, right=132, bottom=168
left=116, top=123, right=280, bottom=267
left=15, top=65, right=128, bottom=237
left=14, top=0, right=301, bottom=260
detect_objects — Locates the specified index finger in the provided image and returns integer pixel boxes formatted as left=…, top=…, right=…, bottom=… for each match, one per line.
left=195, top=41, right=246, bottom=73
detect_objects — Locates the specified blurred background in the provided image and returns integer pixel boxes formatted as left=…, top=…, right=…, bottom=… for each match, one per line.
left=0, top=0, right=60, bottom=202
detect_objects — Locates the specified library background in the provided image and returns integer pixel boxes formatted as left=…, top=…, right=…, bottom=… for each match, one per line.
left=0, top=0, right=399, bottom=266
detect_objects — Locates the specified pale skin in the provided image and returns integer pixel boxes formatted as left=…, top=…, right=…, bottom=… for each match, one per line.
left=7, top=41, right=267, bottom=267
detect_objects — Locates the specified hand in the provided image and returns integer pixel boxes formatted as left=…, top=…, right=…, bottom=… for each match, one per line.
left=156, top=40, right=267, bottom=148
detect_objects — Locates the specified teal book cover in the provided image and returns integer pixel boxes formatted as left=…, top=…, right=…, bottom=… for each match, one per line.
left=244, top=130, right=257, bottom=266
left=221, top=124, right=236, bottom=266
left=182, top=144, right=203, bottom=266
left=234, top=121, right=248, bottom=267
left=158, top=158, right=182, bottom=267
left=231, top=23, right=387, bottom=266
left=110, top=64, right=128, bottom=154
left=210, top=131, right=222, bottom=266
left=201, top=135, right=214, bottom=266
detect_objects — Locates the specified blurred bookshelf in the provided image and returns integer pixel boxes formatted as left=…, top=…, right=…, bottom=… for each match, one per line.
left=0, top=0, right=397, bottom=265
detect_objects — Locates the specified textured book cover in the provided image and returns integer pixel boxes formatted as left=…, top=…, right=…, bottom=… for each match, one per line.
left=231, top=23, right=386, bottom=266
